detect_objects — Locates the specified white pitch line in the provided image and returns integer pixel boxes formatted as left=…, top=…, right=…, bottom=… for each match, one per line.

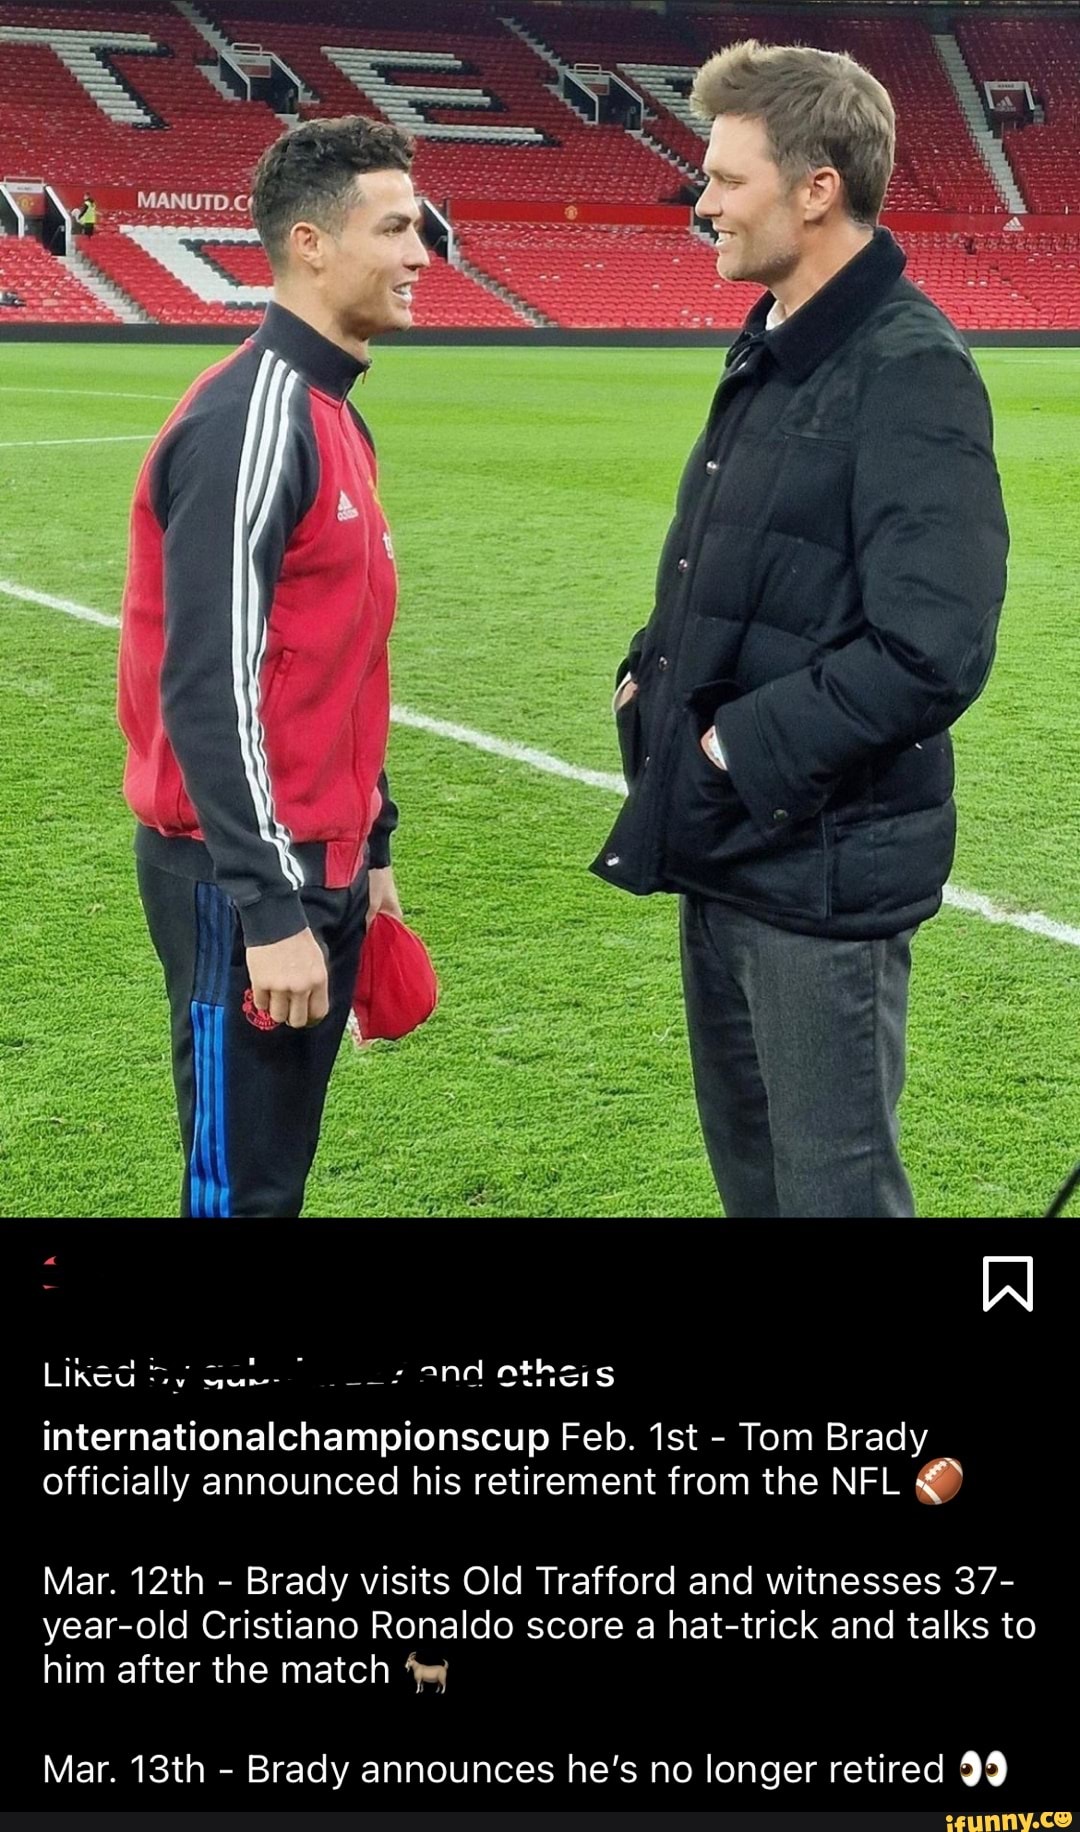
left=0, top=578, right=120, bottom=627
left=941, top=884, right=1080, bottom=949
left=391, top=703, right=627, bottom=794
left=2, top=576, right=1078, bottom=952
left=0, top=434, right=155, bottom=449
left=0, top=384, right=180, bottom=401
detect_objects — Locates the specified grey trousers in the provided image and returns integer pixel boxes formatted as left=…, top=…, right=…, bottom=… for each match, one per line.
left=679, top=896, right=917, bottom=1218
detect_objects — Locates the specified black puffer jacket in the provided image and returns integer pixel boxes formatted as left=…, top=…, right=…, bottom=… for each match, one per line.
left=591, top=230, right=1009, bottom=938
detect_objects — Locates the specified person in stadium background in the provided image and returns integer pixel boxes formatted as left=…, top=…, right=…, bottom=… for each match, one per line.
left=594, top=41, right=1009, bottom=1218
left=117, top=116, right=429, bottom=1217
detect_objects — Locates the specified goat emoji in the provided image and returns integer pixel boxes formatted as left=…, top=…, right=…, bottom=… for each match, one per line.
left=405, top=1652, right=448, bottom=1694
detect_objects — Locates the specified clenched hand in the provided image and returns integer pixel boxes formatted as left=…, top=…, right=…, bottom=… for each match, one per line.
left=247, top=928, right=329, bottom=1029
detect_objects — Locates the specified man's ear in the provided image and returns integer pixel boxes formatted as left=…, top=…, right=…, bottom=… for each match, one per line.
left=803, top=165, right=843, bottom=223
left=288, top=219, right=327, bottom=272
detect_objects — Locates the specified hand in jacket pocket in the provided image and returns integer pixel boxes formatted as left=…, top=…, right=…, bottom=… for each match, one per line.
left=699, top=724, right=728, bottom=771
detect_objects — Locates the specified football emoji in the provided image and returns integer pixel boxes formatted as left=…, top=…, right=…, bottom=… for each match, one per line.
left=915, top=1457, right=963, bottom=1505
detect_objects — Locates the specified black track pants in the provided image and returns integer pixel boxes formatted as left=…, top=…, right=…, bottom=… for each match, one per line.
left=137, top=858, right=369, bottom=1218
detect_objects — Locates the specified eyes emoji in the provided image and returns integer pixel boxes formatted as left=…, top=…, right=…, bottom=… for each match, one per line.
left=960, top=1751, right=1008, bottom=1788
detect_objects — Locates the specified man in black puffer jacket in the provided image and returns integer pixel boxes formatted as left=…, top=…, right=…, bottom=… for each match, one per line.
left=592, top=41, right=1009, bottom=1218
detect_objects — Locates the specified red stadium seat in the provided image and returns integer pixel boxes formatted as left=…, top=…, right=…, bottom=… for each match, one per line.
left=0, top=1, right=1076, bottom=330
left=955, top=16, right=1080, bottom=214
left=0, top=235, right=118, bottom=321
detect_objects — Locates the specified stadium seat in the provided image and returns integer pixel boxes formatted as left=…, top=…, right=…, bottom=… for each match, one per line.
left=0, top=234, right=117, bottom=321
left=0, top=1, right=1076, bottom=330
left=955, top=15, right=1080, bottom=214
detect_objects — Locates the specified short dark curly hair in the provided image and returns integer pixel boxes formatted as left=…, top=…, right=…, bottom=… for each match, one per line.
left=251, top=116, right=416, bottom=268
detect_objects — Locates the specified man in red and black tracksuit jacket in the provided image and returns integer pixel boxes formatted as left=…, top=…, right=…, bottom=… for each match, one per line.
left=117, top=117, right=429, bottom=1217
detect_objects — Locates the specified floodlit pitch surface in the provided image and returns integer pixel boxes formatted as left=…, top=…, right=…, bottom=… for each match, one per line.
left=0, top=342, right=1077, bottom=1218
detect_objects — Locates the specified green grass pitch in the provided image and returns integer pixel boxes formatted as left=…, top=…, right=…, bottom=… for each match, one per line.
left=0, top=341, right=1077, bottom=1218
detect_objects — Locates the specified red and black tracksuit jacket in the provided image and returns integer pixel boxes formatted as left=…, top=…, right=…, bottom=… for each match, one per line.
left=118, top=301, right=399, bottom=944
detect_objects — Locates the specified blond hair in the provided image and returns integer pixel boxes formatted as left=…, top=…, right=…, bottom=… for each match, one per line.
left=691, top=40, right=895, bottom=225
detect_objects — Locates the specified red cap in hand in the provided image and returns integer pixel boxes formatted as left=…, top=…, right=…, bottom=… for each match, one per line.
left=352, top=913, right=438, bottom=1042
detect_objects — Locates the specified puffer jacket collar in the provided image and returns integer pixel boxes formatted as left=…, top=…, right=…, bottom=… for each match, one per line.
left=732, top=225, right=907, bottom=384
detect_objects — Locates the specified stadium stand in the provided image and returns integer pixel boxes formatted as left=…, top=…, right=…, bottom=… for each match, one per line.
left=453, top=218, right=1080, bottom=331
left=955, top=14, right=1080, bottom=212
left=0, top=2, right=280, bottom=188
left=895, top=228, right=1080, bottom=327
left=456, top=220, right=762, bottom=330
left=1, top=1, right=1078, bottom=332
left=188, top=230, right=530, bottom=327
left=0, top=234, right=117, bottom=321
left=210, top=1, right=689, bottom=202
left=72, top=219, right=530, bottom=327
left=513, top=6, right=1006, bottom=210
left=81, top=222, right=263, bottom=325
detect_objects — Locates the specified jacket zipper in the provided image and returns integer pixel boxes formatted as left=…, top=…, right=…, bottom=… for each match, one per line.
left=641, top=361, right=763, bottom=886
